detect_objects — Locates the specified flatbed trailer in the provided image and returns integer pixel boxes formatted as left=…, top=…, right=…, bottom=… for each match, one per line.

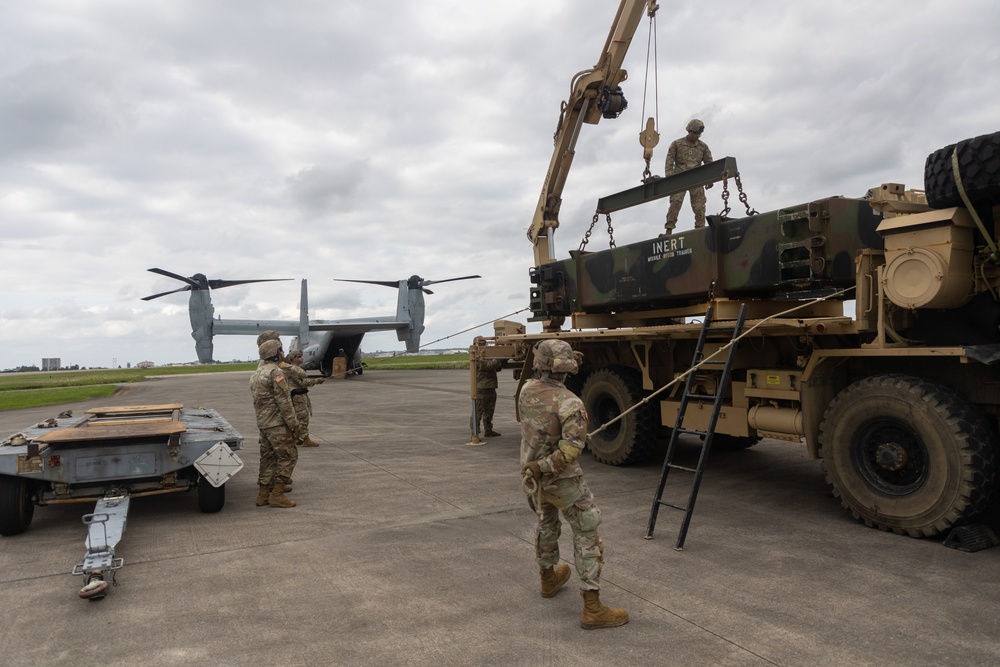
left=0, top=403, right=244, bottom=599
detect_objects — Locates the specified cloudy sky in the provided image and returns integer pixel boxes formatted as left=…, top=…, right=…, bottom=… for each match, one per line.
left=2, top=0, right=998, bottom=370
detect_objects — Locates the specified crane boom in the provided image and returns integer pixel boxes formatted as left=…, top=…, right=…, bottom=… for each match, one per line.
left=528, top=0, right=659, bottom=267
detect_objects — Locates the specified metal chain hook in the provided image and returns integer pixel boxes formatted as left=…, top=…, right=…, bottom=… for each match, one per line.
left=578, top=212, right=600, bottom=252
left=579, top=211, right=616, bottom=251
left=734, top=172, right=758, bottom=216
left=719, top=175, right=731, bottom=219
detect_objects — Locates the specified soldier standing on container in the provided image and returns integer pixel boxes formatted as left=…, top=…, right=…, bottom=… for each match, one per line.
left=664, top=118, right=713, bottom=234
left=250, top=339, right=303, bottom=508
left=284, top=348, right=325, bottom=447
left=519, top=339, right=629, bottom=629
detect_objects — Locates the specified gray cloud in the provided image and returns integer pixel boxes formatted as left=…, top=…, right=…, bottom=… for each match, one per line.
left=1, top=0, right=999, bottom=369
left=286, top=161, right=369, bottom=214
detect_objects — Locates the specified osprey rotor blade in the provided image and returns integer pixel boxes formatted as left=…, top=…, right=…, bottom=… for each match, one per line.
left=145, top=270, right=291, bottom=302
left=206, top=278, right=293, bottom=290
left=334, top=279, right=401, bottom=289
left=418, top=275, right=482, bottom=287
left=141, top=285, right=194, bottom=301
left=147, top=268, right=200, bottom=287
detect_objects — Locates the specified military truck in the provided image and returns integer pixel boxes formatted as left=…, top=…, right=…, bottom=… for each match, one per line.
left=470, top=0, right=1000, bottom=537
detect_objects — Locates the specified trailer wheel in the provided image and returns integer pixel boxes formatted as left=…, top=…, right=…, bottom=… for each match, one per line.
left=819, top=375, right=997, bottom=537
left=197, top=475, right=226, bottom=513
left=0, top=476, right=35, bottom=536
left=924, top=131, right=1000, bottom=208
left=581, top=368, right=655, bottom=465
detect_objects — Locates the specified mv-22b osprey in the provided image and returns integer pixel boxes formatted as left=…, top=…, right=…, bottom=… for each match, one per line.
left=142, top=268, right=480, bottom=376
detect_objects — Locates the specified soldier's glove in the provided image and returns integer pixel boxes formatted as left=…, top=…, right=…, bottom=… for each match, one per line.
left=521, top=461, right=542, bottom=483
left=705, top=182, right=713, bottom=189
left=317, top=377, right=325, bottom=384
left=548, top=451, right=568, bottom=475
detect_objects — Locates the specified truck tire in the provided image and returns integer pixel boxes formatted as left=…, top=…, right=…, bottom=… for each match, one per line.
left=819, top=375, right=997, bottom=537
left=0, top=476, right=35, bottom=536
left=197, top=475, right=226, bottom=513
left=563, top=372, right=585, bottom=398
left=581, top=368, right=656, bottom=465
left=924, top=131, right=1000, bottom=208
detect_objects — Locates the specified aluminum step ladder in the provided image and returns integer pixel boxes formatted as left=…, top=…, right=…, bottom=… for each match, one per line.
left=644, top=303, right=748, bottom=549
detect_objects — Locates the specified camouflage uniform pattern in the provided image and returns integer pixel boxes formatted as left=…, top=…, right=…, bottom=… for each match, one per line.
left=519, top=376, right=604, bottom=591
left=665, top=136, right=713, bottom=230
left=250, top=359, right=301, bottom=487
left=283, top=363, right=321, bottom=440
left=474, top=358, right=503, bottom=432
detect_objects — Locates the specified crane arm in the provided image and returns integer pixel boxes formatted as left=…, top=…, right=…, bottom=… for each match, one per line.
left=528, top=0, right=659, bottom=267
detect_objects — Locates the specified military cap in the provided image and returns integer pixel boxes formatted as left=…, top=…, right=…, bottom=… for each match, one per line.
left=256, top=330, right=280, bottom=346
left=532, top=339, right=579, bottom=374
left=258, top=339, right=282, bottom=360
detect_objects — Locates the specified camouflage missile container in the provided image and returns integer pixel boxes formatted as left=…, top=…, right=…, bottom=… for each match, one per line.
left=530, top=196, right=883, bottom=324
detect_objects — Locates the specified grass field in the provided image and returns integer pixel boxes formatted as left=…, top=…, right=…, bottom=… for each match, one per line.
left=0, top=355, right=470, bottom=411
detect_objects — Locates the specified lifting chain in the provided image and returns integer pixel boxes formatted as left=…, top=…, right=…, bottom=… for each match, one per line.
left=735, top=172, right=758, bottom=216
left=578, top=211, right=617, bottom=252
left=719, top=177, right=731, bottom=219
left=717, top=172, right=758, bottom=219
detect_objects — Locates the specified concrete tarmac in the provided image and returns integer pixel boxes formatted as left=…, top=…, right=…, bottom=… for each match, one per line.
left=1, top=369, right=998, bottom=666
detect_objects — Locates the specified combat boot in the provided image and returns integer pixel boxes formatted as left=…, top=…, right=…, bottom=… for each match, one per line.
left=255, top=484, right=272, bottom=507
left=580, top=590, right=629, bottom=629
left=268, top=482, right=297, bottom=508
left=301, top=436, right=319, bottom=447
left=484, top=429, right=501, bottom=437
left=539, top=564, right=571, bottom=598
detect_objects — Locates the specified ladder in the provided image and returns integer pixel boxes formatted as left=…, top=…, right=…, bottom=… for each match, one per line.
left=644, top=303, right=748, bottom=549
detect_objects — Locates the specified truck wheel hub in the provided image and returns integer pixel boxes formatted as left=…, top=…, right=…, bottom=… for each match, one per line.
left=875, top=442, right=908, bottom=471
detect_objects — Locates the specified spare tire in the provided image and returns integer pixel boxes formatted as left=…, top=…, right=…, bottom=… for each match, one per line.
left=924, top=131, right=1000, bottom=208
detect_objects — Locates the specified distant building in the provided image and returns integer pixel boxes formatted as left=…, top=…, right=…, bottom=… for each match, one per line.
left=137, top=361, right=155, bottom=369
left=42, top=358, right=60, bottom=371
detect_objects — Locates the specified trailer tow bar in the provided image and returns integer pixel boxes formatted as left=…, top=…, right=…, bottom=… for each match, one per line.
left=72, top=489, right=129, bottom=601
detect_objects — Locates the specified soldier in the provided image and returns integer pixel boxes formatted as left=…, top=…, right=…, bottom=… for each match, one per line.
left=250, top=339, right=303, bottom=508
left=474, top=354, right=504, bottom=437
left=254, top=330, right=297, bottom=490
left=664, top=118, right=713, bottom=234
left=284, top=347, right=325, bottom=447
left=519, top=339, right=629, bottom=630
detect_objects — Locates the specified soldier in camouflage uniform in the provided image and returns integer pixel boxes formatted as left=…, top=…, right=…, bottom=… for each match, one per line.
left=474, top=354, right=504, bottom=437
left=250, top=339, right=303, bottom=508
left=254, top=330, right=297, bottom=491
left=664, top=118, right=713, bottom=234
left=519, top=339, right=629, bottom=629
left=284, top=348, right=325, bottom=447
